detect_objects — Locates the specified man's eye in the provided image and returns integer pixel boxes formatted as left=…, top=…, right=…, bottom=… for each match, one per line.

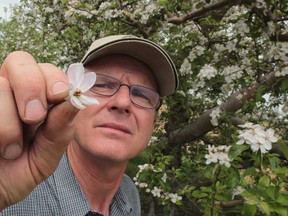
left=132, top=89, right=149, bottom=101
left=94, top=83, right=110, bottom=88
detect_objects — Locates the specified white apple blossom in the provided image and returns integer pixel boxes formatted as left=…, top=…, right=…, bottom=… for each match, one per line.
left=205, top=145, right=232, bottom=168
left=197, top=64, right=217, bottom=80
left=168, top=193, right=183, bottom=204
left=151, top=186, right=162, bottom=198
left=67, top=63, right=99, bottom=109
left=222, top=65, right=243, bottom=83
left=179, top=58, right=192, bottom=76
left=275, top=67, right=288, bottom=77
left=210, top=107, right=222, bottom=126
left=138, top=183, right=148, bottom=188
left=161, top=173, right=167, bottom=183
left=234, top=20, right=250, bottom=37
left=226, top=40, right=237, bottom=53
left=236, top=123, right=278, bottom=154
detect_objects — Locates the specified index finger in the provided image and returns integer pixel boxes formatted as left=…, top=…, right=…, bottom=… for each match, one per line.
left=1, top=51, right=48, bottom=124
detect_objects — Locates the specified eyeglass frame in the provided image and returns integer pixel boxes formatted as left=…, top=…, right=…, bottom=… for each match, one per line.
left=89, top=73, right=162, bottom=109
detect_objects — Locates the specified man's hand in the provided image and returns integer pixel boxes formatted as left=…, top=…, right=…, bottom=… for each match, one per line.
left=0, top=51, right=78, bottom=210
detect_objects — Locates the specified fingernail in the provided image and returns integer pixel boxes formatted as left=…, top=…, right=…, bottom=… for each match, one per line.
left=51, top=81, right=69, bottom=95
left=25, top=99, right=46, bottom=121
left=3, top=143, right=22, bottom=160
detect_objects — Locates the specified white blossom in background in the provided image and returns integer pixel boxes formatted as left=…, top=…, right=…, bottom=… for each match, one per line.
left=226, top=40, right=237, bottom=53
left=232, top=186, right=245, bottom=199
left=133, top=163, right=183, bottom=205
left=168, top=193, right=183, bottom=204
left=151, top=186, right=162, bottom=198
left=210, top=107, right=222, bottom=126
left=135, top=182, right=148, bottom=188
left=179, top=58, right=192, bottom=76
left=267, top=43, right=288, bottom=62
left=197, top=64, right=217, bottom=80
left=222, top=65, right=243, bottom=83
left=205, top=145, right=232, bottom=168
left=148, top=136, right=159, bottom=146
left=275, top=66, right=288, bottom=77
left=67, top=63, right=99, bottom=109
left=223, top=5, right=248, bottom=22
left=236, top=123, right=278, bottom=154
left=188, top=45, right=206, bottom=62
left=161, top=173, right=167, bottom=183
left=234, top=19, right=250, bottom=37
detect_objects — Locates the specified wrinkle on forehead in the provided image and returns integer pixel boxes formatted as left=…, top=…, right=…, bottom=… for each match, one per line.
left=84, top=54, right=158, bottom=91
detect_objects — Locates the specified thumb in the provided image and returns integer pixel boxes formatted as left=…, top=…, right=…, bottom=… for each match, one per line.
left=29, top=100, right=79, bottom=183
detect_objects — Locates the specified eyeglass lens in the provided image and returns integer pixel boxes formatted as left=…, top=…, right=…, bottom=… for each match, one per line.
left=90, top=74, right=160, bottom=109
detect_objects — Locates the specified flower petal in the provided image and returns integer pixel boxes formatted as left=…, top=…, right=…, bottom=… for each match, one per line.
left=80, top=72, right=96, bottom=92
left=67, top=63, right=84, bottom=89
left=70, top=95, right=86, bottom=109
left=79, top=95, right=99, bottom=105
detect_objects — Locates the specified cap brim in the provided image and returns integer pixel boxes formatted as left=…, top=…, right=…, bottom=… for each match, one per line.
left=81, top=35, right=178, bottom=96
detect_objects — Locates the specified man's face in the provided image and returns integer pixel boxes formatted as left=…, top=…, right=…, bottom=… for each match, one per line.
left=71, top=55, right=158, bottom=163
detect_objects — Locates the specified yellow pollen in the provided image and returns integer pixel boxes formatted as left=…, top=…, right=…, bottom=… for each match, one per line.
left=74, top=89, right=82, bottom=96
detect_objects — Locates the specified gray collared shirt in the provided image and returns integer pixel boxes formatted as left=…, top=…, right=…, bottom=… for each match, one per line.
left=1, top=154, right=141, bottom=216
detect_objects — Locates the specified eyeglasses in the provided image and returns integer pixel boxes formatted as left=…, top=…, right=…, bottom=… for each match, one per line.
left=90, top=74, right=161, bottom=109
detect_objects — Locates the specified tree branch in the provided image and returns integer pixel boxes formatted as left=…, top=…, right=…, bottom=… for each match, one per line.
left=167, top=0, right=237, bottom=25
left=168, top=72, right=287, bottom=145
left=214, top=200, right=244, bottom=207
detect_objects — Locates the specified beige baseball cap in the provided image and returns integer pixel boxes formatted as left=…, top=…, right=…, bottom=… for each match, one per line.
left=81, top=35, right=178, bottom=96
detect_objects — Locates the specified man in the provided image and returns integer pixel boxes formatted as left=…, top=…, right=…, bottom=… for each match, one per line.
left=0, top=35, right=178, bottom=215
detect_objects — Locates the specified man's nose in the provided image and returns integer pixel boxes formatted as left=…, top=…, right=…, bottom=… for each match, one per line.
left=108, top=85, right=132, bottom=113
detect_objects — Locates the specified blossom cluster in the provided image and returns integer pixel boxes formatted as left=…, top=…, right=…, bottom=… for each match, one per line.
left=133, top=163, right=183, bottom=204
left=275, top=66, right=288, bottom=77
left=204, top=145, right=232, bottom=168
left=138, top=185, right=183, bottom=204
left=236, top=123, right=278, bottom=154
left=197, top=64, right=217, bottom=80
left=209, top=107, right=222, bottom=126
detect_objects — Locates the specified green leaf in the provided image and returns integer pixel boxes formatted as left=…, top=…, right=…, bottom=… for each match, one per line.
left=273, top=167, right=288, bottom=175
left=255, top=85, right=268, bottom=102
left=266, top=186, right=280, bottom=200
left=277, top=140, right=288, bottom=160
left=276, top=194, right=288, bottom=206
left=259, top=201, right=270, bottom=215
left=158, top=0, right=168, bottom=6
left=267, top=155, right=281, bottom=170
left=258, top=175, right=270, bottom=188
left=241, top=191, right=258, bottom=205
left=229, top=144, right=249, bottom=159
left=192, top=190, right=208, bottom=198
left=281, top=79, right=288, bottom=92
left=274, top=204, right=288, bottom=216
left=242, top=204, right=257, bottom=216
left=243, top=167, right=258, bottom=176
left=200, top=186, right=213, bottom=193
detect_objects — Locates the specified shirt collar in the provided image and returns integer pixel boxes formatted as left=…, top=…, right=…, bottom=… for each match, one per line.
left=110, top=178, right=133, bottom=214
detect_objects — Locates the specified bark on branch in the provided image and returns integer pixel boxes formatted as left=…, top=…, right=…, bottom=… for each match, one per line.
left=167, top=0, right=238, bottom=25
left=214, top=200, right=244, bottom=207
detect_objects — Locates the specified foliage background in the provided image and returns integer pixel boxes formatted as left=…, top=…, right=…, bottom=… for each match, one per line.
left=1, top=0, right=288, bottom=215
